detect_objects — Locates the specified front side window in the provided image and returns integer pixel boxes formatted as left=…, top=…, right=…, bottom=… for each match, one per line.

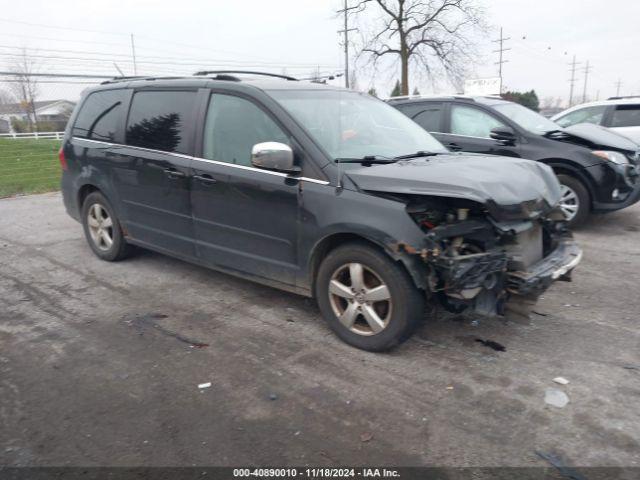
left=555, top=105, right=607, bottom=128
left=72, top=89, right=125, bottom=141
left=203, top=94, right=288, bottom=166
left=268, top=90, right=447, bottom=160
left=450, top=105, right=505, bottom=138
left=125, top=91, right=196, bottom=154
left=610, top=105, right=640, bottom=128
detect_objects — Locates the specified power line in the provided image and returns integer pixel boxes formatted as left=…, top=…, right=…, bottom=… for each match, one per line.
left=568, top=55, right=580, bottom=107
left=0, top=17, right=128, bottom=36
left=336, top=0, right=358, bottom=89
left=0, top=44, right=340, bottom=69
left=0, top=17, right=331, bottom=67
left=581, top=60, right=592, bottom=103
left=492, top=27, right=510, bottom=92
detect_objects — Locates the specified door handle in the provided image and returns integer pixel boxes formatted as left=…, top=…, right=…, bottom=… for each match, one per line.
left=193, top=174, right=217, bottom=185
left=164, top=168, right=186, bottom=179
left=447, top=142, right=462, bottom=151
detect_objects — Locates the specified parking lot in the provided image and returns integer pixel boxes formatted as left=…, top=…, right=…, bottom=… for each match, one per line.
left=0, top=192, right=639, bottom=467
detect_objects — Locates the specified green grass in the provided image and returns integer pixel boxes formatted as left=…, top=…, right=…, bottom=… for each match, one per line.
left=0, top=138, right=62, bottom=197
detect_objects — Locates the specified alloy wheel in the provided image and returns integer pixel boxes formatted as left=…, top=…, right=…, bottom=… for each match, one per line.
left=328, top=262, right=392, bottom=336
left=559, top=184, right=580, bottom=221
left=87, top=203, right=114, bottom=251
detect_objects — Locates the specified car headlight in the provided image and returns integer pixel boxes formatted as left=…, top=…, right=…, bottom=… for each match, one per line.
left=592, top=150, right=629, bottom=165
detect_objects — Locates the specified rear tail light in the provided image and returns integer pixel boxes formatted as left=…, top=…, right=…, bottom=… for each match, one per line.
left=58, top=146, right=68, bottom=170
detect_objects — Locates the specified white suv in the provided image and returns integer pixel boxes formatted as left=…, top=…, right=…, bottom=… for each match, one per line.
left=552, top=97, right=640, bottom=144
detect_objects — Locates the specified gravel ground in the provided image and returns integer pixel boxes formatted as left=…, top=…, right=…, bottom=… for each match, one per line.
left=0, top=192, right=639, bottom=468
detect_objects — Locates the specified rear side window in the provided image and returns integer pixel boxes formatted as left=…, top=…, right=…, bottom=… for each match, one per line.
left=125, top=91, right=197, bottom=154
left=555, top=105, right=606, bottom=127
left=610, top=105, right=640, bottom=128
left=72, top=90, right=125, bottom=141
left=396, top=103, right=443, bottom=132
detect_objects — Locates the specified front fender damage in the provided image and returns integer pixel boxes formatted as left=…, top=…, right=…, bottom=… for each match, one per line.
left=388, top=213, right=582, bottom=318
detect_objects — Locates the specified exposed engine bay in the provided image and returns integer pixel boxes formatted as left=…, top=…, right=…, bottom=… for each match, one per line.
left=389, top=194, right=582, bottom=317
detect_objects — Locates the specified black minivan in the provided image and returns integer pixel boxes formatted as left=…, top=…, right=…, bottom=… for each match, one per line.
left=60, top=73, right=581, bottom=351
left=389, top=95, right=640, bottom=226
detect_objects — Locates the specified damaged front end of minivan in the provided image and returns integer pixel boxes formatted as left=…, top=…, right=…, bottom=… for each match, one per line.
left=390, top=195, right=581, bottom=316
left=347, top=156, right=583, bottom=318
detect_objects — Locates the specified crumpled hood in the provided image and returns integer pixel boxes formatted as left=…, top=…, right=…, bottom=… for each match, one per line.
left=346, top=153, right=562, bottom=213
left=562, top=123, right=639, bottom=151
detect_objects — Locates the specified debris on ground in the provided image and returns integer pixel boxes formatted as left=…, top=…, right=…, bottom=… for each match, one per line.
left=269, top=393, right=278, bottom=401
left=531, top=310, right=548, bottom=317
left=446, top=386, right=454, bottom=390
left=475, top=338, right=506, bottom=352
left=198, top=382, right=211, bottom=389
left=127, top=313, right=210, bottom=348
left=622, top=364, right=640, bottom=370
left=535, top=450, right=587, bottom=480
left=553, top=377, right=570, bottom=385
left=544, top=388, right=569, bottom=408
left=360, top=432, right=373, bottom=442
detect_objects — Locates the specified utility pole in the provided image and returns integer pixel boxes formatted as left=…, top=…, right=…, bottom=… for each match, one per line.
left=130, top=34, right=138, bottom=75
left=337, top=0, right=358, bottom=89
left=568, top=55, right=580, bottom=107
left=492, top=27, right=510, bottom=93
left=581, top=60, right=592, bottom=103
left=615, top=78, right=622, bottom=97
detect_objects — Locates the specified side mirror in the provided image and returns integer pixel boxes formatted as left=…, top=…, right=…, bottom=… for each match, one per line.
left=251, top=142, right=299, bottom=173
left=490, top=126, right=517, bottom=145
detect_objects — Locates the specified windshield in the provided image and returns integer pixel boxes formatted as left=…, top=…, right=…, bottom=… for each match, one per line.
left=492, top=102, right=559, bottom=134
left=268, top=89, right=447, bottom=160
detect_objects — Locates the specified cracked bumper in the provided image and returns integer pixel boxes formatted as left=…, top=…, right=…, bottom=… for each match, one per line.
left=507, top=239, right=583, bottom=297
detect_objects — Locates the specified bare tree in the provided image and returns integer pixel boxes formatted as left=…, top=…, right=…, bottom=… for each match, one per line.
left=8, top=48, right=40, bottom=132
left=353, top=0, right=486, bottom=95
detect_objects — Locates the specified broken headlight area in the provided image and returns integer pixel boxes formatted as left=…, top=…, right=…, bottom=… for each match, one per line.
left=400, top=196, right=579, bottom=317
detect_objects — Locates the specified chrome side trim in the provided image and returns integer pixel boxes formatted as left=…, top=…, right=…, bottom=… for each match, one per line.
left=71, top=136, right=330, bottom=185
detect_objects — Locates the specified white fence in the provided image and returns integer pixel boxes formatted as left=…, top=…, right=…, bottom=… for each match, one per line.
left=0, top=131, right=65, bottom=140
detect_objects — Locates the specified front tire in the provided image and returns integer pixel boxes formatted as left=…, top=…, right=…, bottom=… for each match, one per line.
left=81, top=191, right=133, bottom=261
left=557, top=174, right=590, bottom=227
left=315, top=242, right=425, bottom=351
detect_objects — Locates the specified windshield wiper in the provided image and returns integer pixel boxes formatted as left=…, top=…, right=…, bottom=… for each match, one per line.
left=334, top=155, right=397, bottom=164
left=393, top=150, right=441, bottom=160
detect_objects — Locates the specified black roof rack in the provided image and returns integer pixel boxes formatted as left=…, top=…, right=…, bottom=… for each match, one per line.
left=193, top=70, right=298, bottom=81
left=100, top=75, right=186, bottom=85
left=607, top=95, right=640, bottom=100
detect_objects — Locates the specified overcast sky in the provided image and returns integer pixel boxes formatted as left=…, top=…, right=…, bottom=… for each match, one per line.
left=1, top=0, right=638, bottom=105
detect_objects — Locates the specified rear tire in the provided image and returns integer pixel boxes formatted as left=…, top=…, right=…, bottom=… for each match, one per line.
left=557, top=174, right=590, bottom=227
left=81, top=191, right=133, bottom=261
left=315, top=242, right=425, bottom=351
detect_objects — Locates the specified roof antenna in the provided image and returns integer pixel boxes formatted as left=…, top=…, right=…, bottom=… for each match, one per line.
left=113, top=63, right=125, bottom=76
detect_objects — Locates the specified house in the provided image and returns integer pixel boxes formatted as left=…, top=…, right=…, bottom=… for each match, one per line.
left=0, top=99, right=76, bottom=134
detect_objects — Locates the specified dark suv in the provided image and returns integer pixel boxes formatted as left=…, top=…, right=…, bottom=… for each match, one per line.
left=60, top=73, right=581, bottom=351
left=389, top=95, right=640, bottom=226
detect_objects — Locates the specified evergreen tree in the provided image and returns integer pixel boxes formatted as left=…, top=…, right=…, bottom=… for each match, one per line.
left=390, top=80, right=402, bottom=97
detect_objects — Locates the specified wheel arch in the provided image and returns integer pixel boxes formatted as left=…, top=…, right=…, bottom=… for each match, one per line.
left=541, top=158, right=594, bottom=209
left=77, top=183, right=101, bottom=210
left=307, top=232, right=427, bottom=298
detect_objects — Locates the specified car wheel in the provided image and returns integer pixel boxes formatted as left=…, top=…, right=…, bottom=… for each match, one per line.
left=81, top=191, right=133, bottom=261
left=315, top=242, right=425, bottom=351
left=556, top=174, right=590, bottom=227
